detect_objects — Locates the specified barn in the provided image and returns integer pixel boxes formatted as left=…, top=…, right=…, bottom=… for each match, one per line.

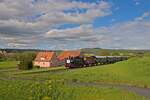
left=58, top=50, right=82, bottom=65
left=34, top=51, right=58, bottom=68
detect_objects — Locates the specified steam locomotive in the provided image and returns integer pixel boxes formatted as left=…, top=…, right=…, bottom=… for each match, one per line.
left=65, top=56, right=128, bottom=68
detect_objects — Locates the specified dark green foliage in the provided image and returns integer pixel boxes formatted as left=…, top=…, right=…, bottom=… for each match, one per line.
left=18, top=61, right=33, bottom=70
left=17, top=52, right=36, bottom=70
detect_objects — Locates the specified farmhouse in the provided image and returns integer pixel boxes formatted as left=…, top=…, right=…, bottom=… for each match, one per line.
left=58, top=50, right=82, bottom=65
left=34, top=51, right=58, bottom=68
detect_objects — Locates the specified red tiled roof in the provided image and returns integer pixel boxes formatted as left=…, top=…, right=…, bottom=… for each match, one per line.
left=35, top=51, right=55, bottom=62
left=58, top=50, right=81, bottom=60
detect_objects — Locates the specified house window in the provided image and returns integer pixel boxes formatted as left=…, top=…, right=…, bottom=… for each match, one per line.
left=41, top=58, right=45, bottom=60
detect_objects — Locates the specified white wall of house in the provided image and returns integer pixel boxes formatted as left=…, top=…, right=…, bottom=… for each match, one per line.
left=34, top=61, right=50, bottom=68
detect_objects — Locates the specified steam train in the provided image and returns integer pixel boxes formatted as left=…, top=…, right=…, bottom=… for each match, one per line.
left=65, top=56, right=128, bottom=68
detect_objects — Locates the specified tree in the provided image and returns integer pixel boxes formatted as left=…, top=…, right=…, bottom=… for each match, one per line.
left=99, top=49, right=110, bottom=56
left=17, top=52, right=36, bottom=70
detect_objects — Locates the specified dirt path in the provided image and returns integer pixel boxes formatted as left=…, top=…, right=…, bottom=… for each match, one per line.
left=70, top=81, right=150, bottom=99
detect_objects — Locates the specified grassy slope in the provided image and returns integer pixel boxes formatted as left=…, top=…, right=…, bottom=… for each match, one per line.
left=17, top=57, right=150, bottom=87
left=0, top=61, right=17, bottom=69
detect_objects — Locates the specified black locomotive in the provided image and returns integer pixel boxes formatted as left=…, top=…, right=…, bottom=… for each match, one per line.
left=65, top=56, right=128, bottom=68
left=65, top=56, right=85, bottom=68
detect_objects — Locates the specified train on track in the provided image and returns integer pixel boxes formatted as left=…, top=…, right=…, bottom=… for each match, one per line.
left=65, top=56, right=128, bottom=68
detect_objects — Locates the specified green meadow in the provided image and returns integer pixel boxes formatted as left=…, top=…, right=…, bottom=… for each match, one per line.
left=0, top=80, right=147, bottom=100
left=0, top=56, right=150, bottom=100
left=17, top=57, right=150, bottom=88
left=0, top=61, right=17, bottom=69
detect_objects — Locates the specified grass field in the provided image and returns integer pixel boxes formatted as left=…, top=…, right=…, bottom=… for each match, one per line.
left=0, top=61, right=17, bottom=69
left=16, top=57, right=150, bottom=88
left=1, top=57, right=150, bottom=100
left=0, top=80, right=147, bottom=100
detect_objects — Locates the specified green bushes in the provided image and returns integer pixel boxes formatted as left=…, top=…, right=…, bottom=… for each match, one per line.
left=17, top=52, right=36, bottom=70
left=18, top=60, right=33, bottom=70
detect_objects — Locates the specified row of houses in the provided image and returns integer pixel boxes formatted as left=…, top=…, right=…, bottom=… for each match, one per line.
left=34, top=50, right=81, bottom=68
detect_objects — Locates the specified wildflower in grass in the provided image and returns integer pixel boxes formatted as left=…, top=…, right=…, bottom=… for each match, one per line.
left=42, top=96, right=51, bottom=100
left=29, top=81, right=52, bottom=100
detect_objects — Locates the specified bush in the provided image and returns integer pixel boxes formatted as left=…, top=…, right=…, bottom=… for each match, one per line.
left=18, top=61, right=33, bottom=70
left=17, top=52, right=36, bottom=70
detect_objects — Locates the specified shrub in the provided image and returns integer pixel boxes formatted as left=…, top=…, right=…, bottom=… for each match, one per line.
left=17, top=52, right=36, bottom=70
left=18, top=61, right=33, bottom=70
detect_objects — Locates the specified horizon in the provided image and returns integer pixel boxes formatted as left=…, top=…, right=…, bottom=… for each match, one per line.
left=0, top=0, right=150, bottom=50
left=1, top=47, right=150, bottom=51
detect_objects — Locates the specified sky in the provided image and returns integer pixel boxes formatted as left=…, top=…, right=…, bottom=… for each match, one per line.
left=0, top=0, right=150, bottom=50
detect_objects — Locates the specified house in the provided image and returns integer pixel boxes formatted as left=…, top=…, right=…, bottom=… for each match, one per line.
left=34, top=51, right=58, bottom=68
left=58, top=50, right=82, bottom=65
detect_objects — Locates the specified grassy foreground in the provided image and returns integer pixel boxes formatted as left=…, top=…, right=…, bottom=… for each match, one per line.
left=0, top=80, right=147, bottom=100
left=1, top=57, right=150, bottom=100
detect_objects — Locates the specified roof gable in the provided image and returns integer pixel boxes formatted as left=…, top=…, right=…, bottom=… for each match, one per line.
left=35, top=51, right=55, bottom=62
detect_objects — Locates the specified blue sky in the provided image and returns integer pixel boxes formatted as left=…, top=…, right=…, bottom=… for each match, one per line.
left=0, top=0, right=150, bottom=50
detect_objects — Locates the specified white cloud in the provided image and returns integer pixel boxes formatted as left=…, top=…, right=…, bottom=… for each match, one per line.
left=95, top=20, right=150, bottom=49
left=45, top=24, right=93, bottom=38
left=135, top=11, right=150, bottom=21
left=0, top=0, right=150, bottom=50
left=0, top=0, right=112, bottom=49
